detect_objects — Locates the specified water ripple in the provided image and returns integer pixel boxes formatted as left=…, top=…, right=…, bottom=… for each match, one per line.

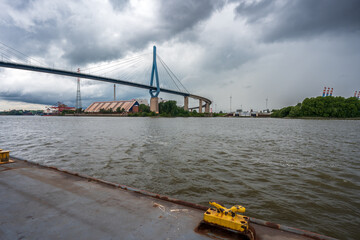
left=1, top=116, right=359, bottom=239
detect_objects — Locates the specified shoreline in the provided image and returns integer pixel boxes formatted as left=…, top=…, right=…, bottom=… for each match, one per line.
left=0, top=157, right=335, bottom=240
left=277, top=116, right=360, bottom=120
left=1, top=114, right=360, bottom=120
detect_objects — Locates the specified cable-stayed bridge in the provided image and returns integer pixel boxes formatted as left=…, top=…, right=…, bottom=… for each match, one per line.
left=0, top=43, right=211, bottom=113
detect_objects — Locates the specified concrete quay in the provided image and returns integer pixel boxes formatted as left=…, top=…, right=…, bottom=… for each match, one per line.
left=0, top=158, right=335, bottom=240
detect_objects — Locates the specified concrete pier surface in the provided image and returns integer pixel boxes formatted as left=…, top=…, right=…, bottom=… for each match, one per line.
left=0, top=159, right=334, bottom=240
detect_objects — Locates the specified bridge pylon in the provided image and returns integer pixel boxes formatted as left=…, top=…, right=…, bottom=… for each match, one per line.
left=199, top=99, right=203, bottom=113
left=149, top=46, right=160, bottom=113
left=184, top=96, right=189, bottom=111
left=75, top=68, right=82, bottom=112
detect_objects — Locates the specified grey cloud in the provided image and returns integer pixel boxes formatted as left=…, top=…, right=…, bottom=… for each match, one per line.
left=0, top=26, right=50, bottom=58
left=6, top=0, right=32, bottom=10
left=0, top=1, right=125, bottom=66
left=202, top=44, right=256, bottom=72
left=66, top=0, right=227, bottom=65
left=234, top=0, right=275, bottom=23
left=1, top=0, right=227, bottom=66
left=1, top=0, right=359, bottom=110
left=109, top=0, right=129, bottom=11
left=0, top=90, right=58, bottom=105
left=62, top=40, right=124, bottom=66
left=112, top=0, right=227, bottom=62
left=159, top=0, right=225, bottom=34
left=0, top=7, right=69, bottom=61
left=234, top=0, right=360, bottom=42
left=0, top=84, right=146, bottom=107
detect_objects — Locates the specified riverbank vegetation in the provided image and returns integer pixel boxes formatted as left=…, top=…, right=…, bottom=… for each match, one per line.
left=129, top=101, right=203, bottom=117
left=0, top=110, right=43, bottom=115
left=272, top=96, right=360, bottom=118
left=1, top=101, right=225, bottom=117
left=129, top=101, right=225, bottom=117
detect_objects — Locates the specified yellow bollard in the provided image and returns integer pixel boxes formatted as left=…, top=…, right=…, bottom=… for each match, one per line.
left=203, top=201, right=249, bottom=232
left=0, top=149, right=13, bottom=164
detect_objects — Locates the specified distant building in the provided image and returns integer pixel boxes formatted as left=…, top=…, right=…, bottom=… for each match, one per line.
left=135, top=99, right=149, bottom=106
left=235, top=109, right=251, bottom=117
left=257, top=110, right=271, bottom=118
left=85, top=100, right=139, bottom=113
left=250, top=110, right=258, bottom=117
left=159, top=98, right=167, bottom=103
left=44, top=107, right=57, bottom=115
left=44, top=105, right=75, bottom=115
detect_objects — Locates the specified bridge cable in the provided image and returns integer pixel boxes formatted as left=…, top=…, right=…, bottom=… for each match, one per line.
left=0, top=41, right=48, bottom=67
left=157, top=54, right=189, bottom=93
left=81, top=53, right=151, bottom=72
left=157, top=55, right=189, bottom=93
left=114, top=57, right=150, bottom=82
left=0, top=43, right=191, bottom=95
left=157, top=56, right=182, bottom=91
left=157, top=58, right=181, bottom=91
left=157, top=56, right=180, bottom=91
left=0, top=51, right=13, bottom=62
left=0, top=46, right=30, bottom=64
left=88, top=55, right=146, bottom=75
left=91, top=55, right=145, bottom=73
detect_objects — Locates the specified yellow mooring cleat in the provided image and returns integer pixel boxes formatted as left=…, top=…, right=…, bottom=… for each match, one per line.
left=0, top=149, right=13, bottom=164
left=203, top=201, right=249, bottom=232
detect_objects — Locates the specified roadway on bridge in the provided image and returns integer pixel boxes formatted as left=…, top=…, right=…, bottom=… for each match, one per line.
left=0, top=61, right=212, bottom=105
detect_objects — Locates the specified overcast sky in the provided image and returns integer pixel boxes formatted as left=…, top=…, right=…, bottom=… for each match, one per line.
left=0, top=0, right=359, bottom=111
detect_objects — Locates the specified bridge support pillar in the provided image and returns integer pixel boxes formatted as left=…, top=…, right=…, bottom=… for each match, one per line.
left=199, top=99, right=203, bottom=113
left=205, top=102, right=210, bottom=113
left=184, top=96, right=189, bottom=111
left=150, top=97, right=159, bottom=113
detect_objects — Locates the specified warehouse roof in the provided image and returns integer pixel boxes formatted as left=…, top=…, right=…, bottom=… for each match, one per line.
left=85, top=100, right=138, bottom=112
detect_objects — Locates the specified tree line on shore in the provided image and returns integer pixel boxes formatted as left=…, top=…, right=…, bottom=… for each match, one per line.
left=0, top=110, right=43, bottom=115
left=130, top=101, right=224, bottom=117
left=271, top=96, right=360, bottom=118
left=0, top=101, right=224, bottom=117
left=93, top=101, right=224, bottom=117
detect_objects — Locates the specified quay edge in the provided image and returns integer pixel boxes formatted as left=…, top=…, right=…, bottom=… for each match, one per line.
left=0, top=157, right=337, bottom=240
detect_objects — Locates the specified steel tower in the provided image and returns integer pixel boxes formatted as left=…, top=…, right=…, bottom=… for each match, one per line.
left=75, top=68, right=82, bottom=112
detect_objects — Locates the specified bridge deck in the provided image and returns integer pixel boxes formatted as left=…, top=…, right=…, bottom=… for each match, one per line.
left=0, top=61, right=212, bottom=104
left=0, top=159, right=331, bottom=240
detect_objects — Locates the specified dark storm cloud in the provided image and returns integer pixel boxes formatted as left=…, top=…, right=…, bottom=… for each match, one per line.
left=2, top=0, right=358, bottom=110
left=0, top=90, right=56, bottom=105
left=109, top=0, right=129, bottom=11
left=0, top=0, right=228, bottom=66
left=0, top=7, right=68, bottom=59
left=202, top=43, right=255, bottom=72
left=7, top=0, right=32, bottom=10
left=234, top=0, right=360, bottom=42
left=0, top=1, right=124, bottom=66
left=234, top=0, right=275, bottom=24
left=159, top=0, right=225, bottom=34
left=61, top=37, right=125, bottom=66
left=1, top=0, right=227, bottom=66
left=101, top=0, right=227, bottom=63
left=0, top=81, right=144, bottom=107
left=65, top=0, right=226, bottom=65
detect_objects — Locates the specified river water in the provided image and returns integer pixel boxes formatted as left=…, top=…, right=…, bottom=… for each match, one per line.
left=0, top=116, right=359, bottom=239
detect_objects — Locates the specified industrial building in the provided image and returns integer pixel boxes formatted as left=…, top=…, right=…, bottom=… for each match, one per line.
left=43, top=105, right=76, bottom=115
left=135, top=99, right=149, bottom=106
left=85, top=100, right=139, bottom=113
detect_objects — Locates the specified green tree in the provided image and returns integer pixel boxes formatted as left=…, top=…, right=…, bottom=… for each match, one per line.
left=159, top=101, right=179, bottom=116
left=139, top=104, right=150, bottom=113
left=272, top=96, right=360, bottom=118
left=288, top=103, right=301, bottom=117
left=116, top=107, right=125, bottom=113
left=100, top=108, right=113, bottom=114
